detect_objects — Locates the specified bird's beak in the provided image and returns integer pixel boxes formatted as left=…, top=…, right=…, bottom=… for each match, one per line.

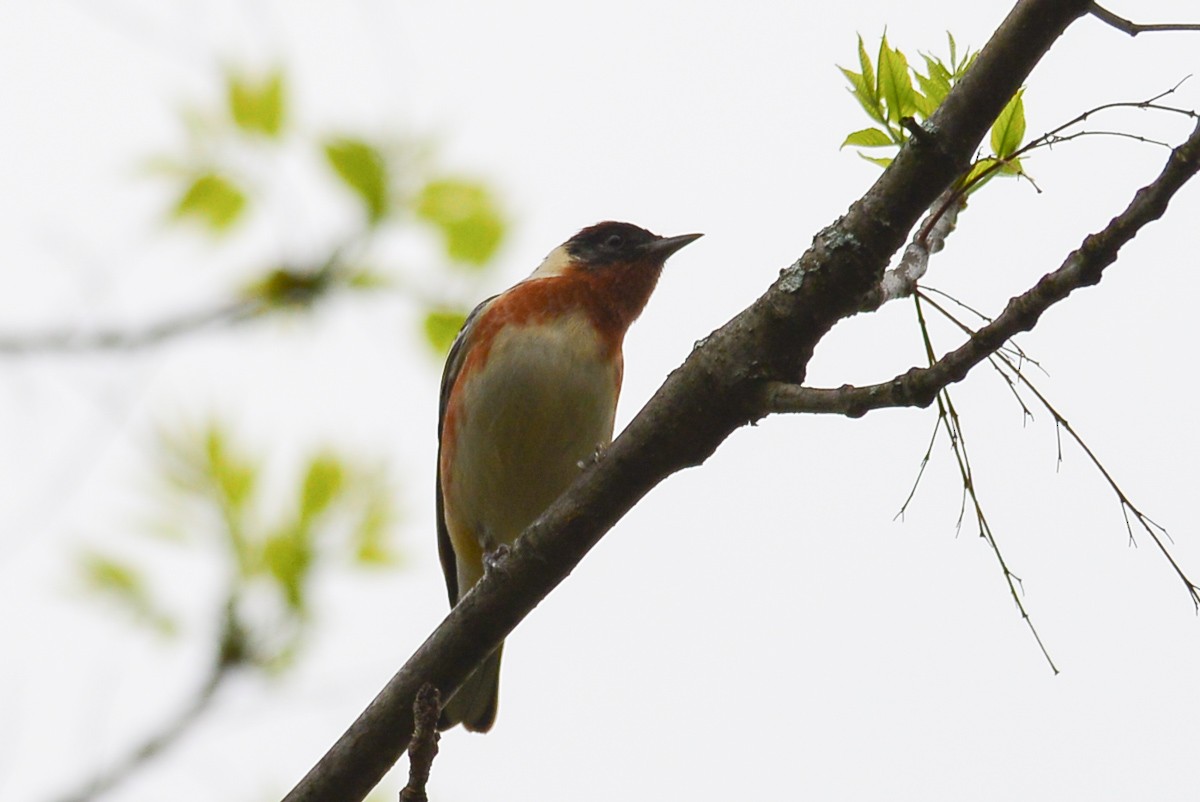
left=645, top=232, right=703, bottom=259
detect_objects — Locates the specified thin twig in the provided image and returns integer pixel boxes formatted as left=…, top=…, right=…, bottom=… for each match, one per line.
left=914, top=291, right=1200, bottom=611
left=911, top=81, right=1198, bottom=251
left=995, top=353, right=1200, bottom=609
left=895, top=415, right=941, bottom=521
left=1089, top=3, right=1200, bottom=36
left=913, top=295, right=1059, bottom=672
left=400, top=684, right=442, bottom=802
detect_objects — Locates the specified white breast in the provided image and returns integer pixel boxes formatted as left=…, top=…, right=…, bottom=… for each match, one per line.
left=444, top=310, right=618, bottom=579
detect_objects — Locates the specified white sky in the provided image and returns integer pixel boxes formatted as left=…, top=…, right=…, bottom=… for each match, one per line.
left=1, top=1, right=1199, bottom=801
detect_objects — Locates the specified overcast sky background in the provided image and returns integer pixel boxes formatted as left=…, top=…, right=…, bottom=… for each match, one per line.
left=1, top=1, right=1199, bottom=800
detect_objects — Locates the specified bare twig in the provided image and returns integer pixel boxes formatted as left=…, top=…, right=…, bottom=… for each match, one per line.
left=913, top=294, right=1058, bottom=672
left=1089, top=3, right=1200, bottom=36
left=895, top=416, right=941, bottom=521
left=996, top=354, right=1200, bottom=609
left=400, top=685, right=442, bottom=802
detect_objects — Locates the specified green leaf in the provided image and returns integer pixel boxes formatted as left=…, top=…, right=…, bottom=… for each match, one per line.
left=990, top=89, right=1027, bottom=158
left=300, top=454, right=344, bottom=523
left=877, top=36, right=918, bottom=124
left=423, top=309, right=467, bottom=354
left=841, top=127, right=895, bottom=149
left=997, top=156, right=1025, bottom=177
left=857, top=35, right=876, bottom=99
left=323, top=138, right=389, bottom=223
left=415, top=178, right=505, bottom=266
left=173, top=172, right=246, bottom=231
left=80, top=552, right=176, bottom=635
left=960, top=157, right=1002, bottom=193
left=912, top=91, right=938, bottom=119
left=228, top=69, right=286, bottom=137
left=858, top=152, right=894, bottom=169
left=915, top=56, right=952, bottom=108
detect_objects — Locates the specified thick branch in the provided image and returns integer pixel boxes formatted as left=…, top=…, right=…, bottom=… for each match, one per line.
left=760, top=117, right=1200, bottom=418
left=282, top=3, right=1095, bottom=801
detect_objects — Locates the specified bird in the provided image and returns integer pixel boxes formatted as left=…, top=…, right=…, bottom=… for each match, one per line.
left=435, top=220, right=702, bottom=732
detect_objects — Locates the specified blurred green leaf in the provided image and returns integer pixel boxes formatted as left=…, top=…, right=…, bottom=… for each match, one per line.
left=345, top=268, right=388, bottom=289
left=423, top=309, right=467, bottom=354
left=205, top=427, right=256, bottom=513
left=173, top=172, right=246, bottom=231
left=323, top=138, right=389, bottom=223
left=415, top=178, right=505, bottom=266
left=841, top=127, right=894, bottom=149
left=990, top=88, right=1027, bottom=158
left=300, top=454, right=344, bottom=523
left=243, top=267, right=334, bottom=308
left=262, top=526, right=312, bottom=612
left=80, top=552, right=176, bottom=635
left=858, top=153, right=894, bottom=169
left=228, top=69, right=286, bottom=138
left=354, top=491, right=398, bottom=565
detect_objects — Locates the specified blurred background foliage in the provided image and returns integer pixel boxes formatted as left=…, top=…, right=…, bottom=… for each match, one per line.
left=32, top=59, right=510, bottom=802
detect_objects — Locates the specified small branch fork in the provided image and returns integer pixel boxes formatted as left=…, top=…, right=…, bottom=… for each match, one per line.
left=760, top=118, right=1200, bottom=609
left=866, top=80, right=1197, bottom=310
left=1089, top=3, right=1200, bottom=36
left=914, top=290, right=1199, bottom=610
left=762, top=118, right=1200, bottom=419
left=911, top=293, right=1059, bottom=672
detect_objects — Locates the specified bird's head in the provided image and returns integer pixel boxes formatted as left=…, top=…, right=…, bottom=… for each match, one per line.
left=563, top=221, right=703, bottom=269
left=532, top=221, right=702, bottom=279
left=522, top=220, right=702, bottom=342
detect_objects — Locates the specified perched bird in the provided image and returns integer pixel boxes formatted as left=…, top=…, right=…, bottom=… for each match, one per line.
left=435, top=221, right=702, bottom=732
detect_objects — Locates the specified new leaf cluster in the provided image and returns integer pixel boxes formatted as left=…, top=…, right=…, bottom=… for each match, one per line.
left=841, top=33, right=1028, bottom=191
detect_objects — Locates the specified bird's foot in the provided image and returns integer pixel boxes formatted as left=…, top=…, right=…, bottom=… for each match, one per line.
left=576, top=442, right=609, bottom=470
left=483, top=543, right=511, bottom=573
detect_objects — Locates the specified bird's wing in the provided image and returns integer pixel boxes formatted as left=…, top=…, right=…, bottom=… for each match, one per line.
left=436, top=295, right=497, bottom=606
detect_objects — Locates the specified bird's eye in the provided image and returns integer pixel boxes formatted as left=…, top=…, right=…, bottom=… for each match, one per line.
left=604, top=233, right=624, bottom=250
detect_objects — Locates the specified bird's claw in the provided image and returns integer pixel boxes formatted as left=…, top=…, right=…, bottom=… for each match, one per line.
left=576, top=442, right=608, bottom=470
left=484, top=543, right=511, bottom=573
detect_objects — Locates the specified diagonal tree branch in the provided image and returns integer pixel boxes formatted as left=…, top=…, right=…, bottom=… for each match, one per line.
left=281, top=3, right=1098, bottom=800
left=761, top=118, right=1200, bottom=418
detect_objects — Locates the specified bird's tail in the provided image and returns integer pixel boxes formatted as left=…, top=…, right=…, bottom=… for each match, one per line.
left=438, top=643, right=503, bottom=733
